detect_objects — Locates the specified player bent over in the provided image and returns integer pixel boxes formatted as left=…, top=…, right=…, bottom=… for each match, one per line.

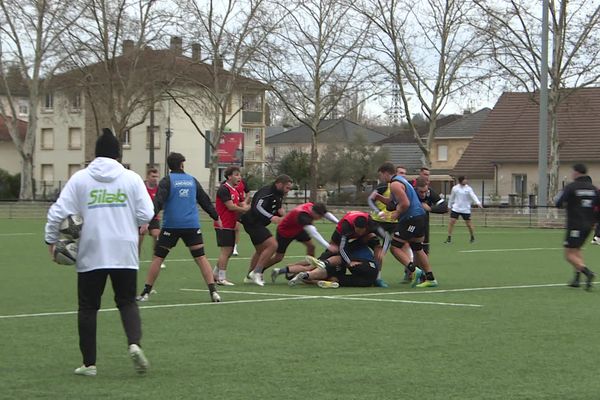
left=268, top=202, right=339, bottom=283
left=138, top=152, right=222, bottom=302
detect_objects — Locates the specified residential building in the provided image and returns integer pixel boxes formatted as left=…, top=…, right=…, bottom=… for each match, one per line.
left=0, top=116, right=27, bottom=175
left=453, top=89, right=600, bottom=204
left=33, top=36, right=267, bottom=197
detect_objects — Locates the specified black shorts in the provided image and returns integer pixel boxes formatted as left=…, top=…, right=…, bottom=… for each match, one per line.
left=394, top=215, right=426, bottom=241
left=276, top=231, right=311, bottom=254
left=156, top=228, right=204, bottom=250
left=564, top=227, right=592, bottom=249
left=148, top=218, right=161, bottom=231
left=332, top=260, right=378, bottom=287
left=375, top=220, right=398, bottom=234
left=215, top=228, right=236, bottom=247
left=243, top=222, right=272, bottom=246
left=450, top=211, right=471, bottom=220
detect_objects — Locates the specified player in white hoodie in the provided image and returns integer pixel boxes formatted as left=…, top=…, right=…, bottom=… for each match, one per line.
left=45, top=129, right=154, bottom=377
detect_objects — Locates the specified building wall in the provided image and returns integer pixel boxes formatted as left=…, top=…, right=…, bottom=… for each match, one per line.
left=0, top=141, right=22, bottom=174
left=430, top=138, right=471, bottom=170
left=32, top=87, right=265, bottom=192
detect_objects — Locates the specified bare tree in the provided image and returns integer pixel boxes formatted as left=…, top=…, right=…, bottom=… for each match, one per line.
left=474, top=0, right=600, bottom=201
left=257, top=0, right=375, bottom=201
left=167, top=0, right=278, bottom=197
left=58, top=0, right=177, bottom=155
left=357, top=0, right=489, bottom=167
left=0, top=0, right=83, bottom=200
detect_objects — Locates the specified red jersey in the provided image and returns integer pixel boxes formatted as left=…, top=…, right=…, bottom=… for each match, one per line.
left=215, top=182, right=241, bottom=229
left=277, top=202, right=314, bottom=238
left=236, top=180, right=248, bottom=202
left=335, top=211, right=370, bottom=238
left=145, top=181, right=159, bottom=221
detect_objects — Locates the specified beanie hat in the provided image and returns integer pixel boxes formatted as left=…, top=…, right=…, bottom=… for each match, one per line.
left=95, top=128, right=120, bottom=159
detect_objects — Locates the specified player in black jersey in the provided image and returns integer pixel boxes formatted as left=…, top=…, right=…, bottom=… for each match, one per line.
left=555, top=164, right=600, bottom=290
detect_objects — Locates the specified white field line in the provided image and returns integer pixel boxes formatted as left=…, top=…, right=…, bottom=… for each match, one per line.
left=0, top=232, right=35, bottom=236
left=459, top=247, right=562, bottom=253
left=0, top=282, right=574, bottom=320
left=140, top=255, right=305, bottom=263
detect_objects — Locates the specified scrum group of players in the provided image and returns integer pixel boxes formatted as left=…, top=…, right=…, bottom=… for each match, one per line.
left=229, top=161, right=448, bottom=290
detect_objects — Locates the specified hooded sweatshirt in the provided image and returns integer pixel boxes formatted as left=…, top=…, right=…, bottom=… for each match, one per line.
left=45, top=157, right=154, bottom=273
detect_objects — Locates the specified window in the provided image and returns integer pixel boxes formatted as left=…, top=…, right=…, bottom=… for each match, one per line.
left=242, top=93, right=263, bottom=124
left=41, top=164, right=54, bottom=183
left=123, top=129, right=131, bottom=148
left=18, top=101, right=28, bottom=117
left=41, top=128, right=54, bottom=150
left=43, top=93, right=54, bottom=111
left=513, top=174, right=527, bottom=195
left=68, top=128, right=82, bottom=149
left=242, top=127, right=263, bottom=146
left=70, top=92, right=82, bottom=111
left=146, top=126, right=161, bottom=149
left=68, top=164, right=81, bottom=178
left=437, top=144, right=448, bottom=161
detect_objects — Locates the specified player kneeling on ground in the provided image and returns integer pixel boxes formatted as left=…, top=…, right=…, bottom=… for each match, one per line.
left=287, top=243, right=378, bottom=288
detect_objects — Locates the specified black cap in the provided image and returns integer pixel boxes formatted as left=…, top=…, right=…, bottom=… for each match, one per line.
left=167, top=152, right=186, bottom=170
left=95, top=128, right=120, bottom=159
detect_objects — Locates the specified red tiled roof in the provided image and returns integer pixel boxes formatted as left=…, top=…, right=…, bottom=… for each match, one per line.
left=453, top=88, right=600, bottom=178
left=0, top=116, right=27, bottom=142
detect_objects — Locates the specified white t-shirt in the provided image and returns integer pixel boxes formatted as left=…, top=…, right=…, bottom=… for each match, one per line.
left=45, top=157, right=154, bottom=273
left=448, top=184, right=481, bottom=214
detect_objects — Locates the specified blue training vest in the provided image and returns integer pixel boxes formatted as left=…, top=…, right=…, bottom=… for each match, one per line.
left=390, top=175, right=425, bottom=221
left=162, top=172, right=200, bottom=229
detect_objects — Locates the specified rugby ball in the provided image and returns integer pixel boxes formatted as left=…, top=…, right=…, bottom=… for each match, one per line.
left=54, top=239, right=78, bottom=265
left=59, top=215, right=83, bottom=240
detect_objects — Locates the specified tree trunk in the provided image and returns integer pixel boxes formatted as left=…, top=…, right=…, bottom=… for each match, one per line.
left=19, top=153, right=34, bottom=200
left=309, top=132, right=319, bottom=202
left=548, top=108, right=560, bottom=203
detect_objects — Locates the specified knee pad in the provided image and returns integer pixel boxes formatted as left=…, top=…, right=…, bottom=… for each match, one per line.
left=154, top=246, right=170, bottom=258
left=391, top=239, right=406, bottom=249
left=409, top=242, right=423, bottom=251
left=190, top=246, right=205, bottom=258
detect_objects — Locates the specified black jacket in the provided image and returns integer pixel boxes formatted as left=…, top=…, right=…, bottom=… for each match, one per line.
left=555, top=175, right=599, bottom=229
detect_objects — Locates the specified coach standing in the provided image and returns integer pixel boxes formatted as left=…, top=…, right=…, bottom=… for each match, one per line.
left=555, top=163, right=599, bottom=290
left=45, top=128, right=155, bottom=376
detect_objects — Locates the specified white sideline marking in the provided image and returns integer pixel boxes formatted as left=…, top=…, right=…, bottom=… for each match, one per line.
left=140, top=255, right=305, bottom=263
left=181, top=288, right=307, bottom=298
left=0, top=232, right=35, bottom=236
left=0, top=282, right=576, bottom=320
left=183, top=288, right=481, bottom=307
left=460, top=247, right=562, bottom=253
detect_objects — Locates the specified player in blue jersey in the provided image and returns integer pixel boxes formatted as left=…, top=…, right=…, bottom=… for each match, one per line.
left=137, top=152, right=223, bottom=302
left=374, top=162, right=438, bottom=288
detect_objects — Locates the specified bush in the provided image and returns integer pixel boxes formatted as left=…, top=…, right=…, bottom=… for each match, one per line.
left=0, top=169, right=20, bottom=200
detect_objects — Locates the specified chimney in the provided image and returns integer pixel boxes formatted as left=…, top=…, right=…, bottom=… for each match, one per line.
left=170, top=36, right=183, bottom=56
left=191, top=43, right=201, bottom=61
left=122, top=40, right=134, bottom=55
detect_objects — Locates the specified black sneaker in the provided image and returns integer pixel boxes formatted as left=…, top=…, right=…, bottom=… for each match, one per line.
left=568, top=280, right=580, bottom=288
left=444, top=238, right=451, bottom=244
left=470, top=237, right=475, bottom=244
left=585, top=271, right=595, bottom=291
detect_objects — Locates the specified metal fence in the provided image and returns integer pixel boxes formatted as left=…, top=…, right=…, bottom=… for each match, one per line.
left=0, top=201, right=566, bottom=230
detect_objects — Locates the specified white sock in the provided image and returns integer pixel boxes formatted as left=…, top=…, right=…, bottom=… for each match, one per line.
left=218, top=269, right=226, bottom=281
left=233, top=244, right=238, bottom=252
left=377, top=271, right=382, bottom=279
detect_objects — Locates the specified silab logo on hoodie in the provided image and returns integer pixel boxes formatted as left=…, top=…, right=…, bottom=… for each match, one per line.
left=88, top=189, right=128, bottom=208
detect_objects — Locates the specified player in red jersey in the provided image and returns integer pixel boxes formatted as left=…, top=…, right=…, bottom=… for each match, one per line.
left=138, top=168, right=166, bottom=269
left=213, top=166, right=250, bottom=285
left=268, top=202, right=338, bottom=282
left=232, top=178, right=251, bottom=256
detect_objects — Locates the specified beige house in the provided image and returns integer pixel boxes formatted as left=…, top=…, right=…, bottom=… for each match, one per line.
left=32, top=37, right=267, bottom=198
left=454, top=89, right=600, bottom=205
left=0, top=116, right=26, bottom=175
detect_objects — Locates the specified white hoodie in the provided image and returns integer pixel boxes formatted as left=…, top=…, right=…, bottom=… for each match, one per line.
left=45, top=157, right=154, bottom=273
